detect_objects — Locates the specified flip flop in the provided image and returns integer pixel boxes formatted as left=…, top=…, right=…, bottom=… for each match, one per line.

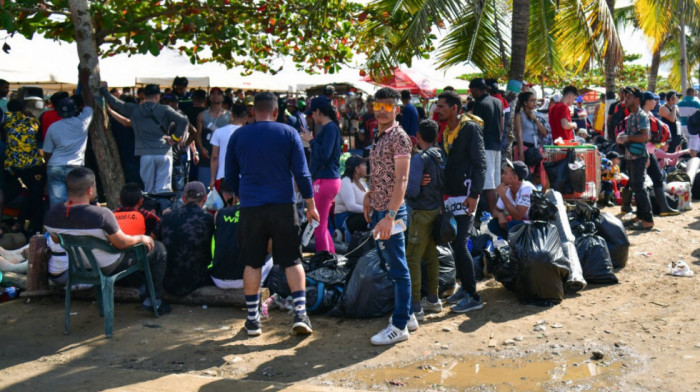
left=627, top=221, right=653, bottom=231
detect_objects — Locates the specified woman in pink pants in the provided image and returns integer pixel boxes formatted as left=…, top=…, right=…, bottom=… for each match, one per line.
left=304, top=96, right=342, bottom=253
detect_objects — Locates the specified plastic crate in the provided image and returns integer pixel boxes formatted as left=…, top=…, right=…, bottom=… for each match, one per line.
left=543, top=145, right=601, bottom=201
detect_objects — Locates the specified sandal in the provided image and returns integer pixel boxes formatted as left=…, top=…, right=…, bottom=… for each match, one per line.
left=627, top=221, right=653, bottom=231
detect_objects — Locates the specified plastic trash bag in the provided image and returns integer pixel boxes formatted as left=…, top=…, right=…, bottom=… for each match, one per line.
left=484, top=246, right=517, bottom=291
left=329, top=249, right=394, bottom=318
left=508, top=222, right=570, bottom=306
left=568, top=152, right=586, bottom=193
left=543, top=190, right=587, bottom=292
left=203, top=188, right=224, bottom=211
left=420, top=245, right=457, bottom=296
left=595, top=212, right=630, bottom=269
left=529, top=191, right=558, bottom=221
left=667, top=260, right=694, bottom=277
left=575, top=234, right=618, bottom=284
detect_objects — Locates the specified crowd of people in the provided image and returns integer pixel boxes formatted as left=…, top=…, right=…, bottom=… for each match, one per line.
left=1, top=72, right=700, bottom=346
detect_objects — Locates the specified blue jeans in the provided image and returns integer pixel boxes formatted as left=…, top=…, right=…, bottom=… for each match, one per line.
left=47, top=165, right=80, bottom=207
left=334, top=211, right=351, bottom=243
left=372, top=204, right=411, bottom=330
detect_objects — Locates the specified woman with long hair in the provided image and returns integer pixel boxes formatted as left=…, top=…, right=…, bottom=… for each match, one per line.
left=513, top=91, right=548, bottom=162
left=334, top=155, right=369, bottom=242
left=304, top=96, right=342, bottom=254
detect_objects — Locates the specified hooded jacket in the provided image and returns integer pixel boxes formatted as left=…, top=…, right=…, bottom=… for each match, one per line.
left=443, top=118, right=487, bottom=198
left=101, top=87, right=188, bottom=156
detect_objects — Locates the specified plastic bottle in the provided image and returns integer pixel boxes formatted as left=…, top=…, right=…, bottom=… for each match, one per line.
left=0, top=286, right=18, bottom=302
left=479, top=212, right=491, bottom=232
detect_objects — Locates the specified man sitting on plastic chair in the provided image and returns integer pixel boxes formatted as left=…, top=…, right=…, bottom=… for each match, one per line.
left=43, top=167, right=170, bottom=313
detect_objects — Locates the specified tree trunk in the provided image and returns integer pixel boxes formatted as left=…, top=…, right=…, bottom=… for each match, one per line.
left=68, top=0, right=124, bottom=208
left=508, top=0, right=530, bottom=89
left=603, top=0, right=617, bottom=95
left=648, top=45, right=662, bottom=92
left=679, top=4, right=689, bottom=92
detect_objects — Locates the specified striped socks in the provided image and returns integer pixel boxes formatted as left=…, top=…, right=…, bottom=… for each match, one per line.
left=245, top=294, right=260, bottom=321
left=292, top=291, right=307, bottom=316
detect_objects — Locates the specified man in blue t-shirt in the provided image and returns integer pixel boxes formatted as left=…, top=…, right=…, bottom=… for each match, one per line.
left=225, top=92, right=319, bottom=337
left=400, top=89, right=419, bottom=137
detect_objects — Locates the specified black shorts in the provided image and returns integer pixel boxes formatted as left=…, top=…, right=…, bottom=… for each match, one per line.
left=237, top=203, right=302, bottom=269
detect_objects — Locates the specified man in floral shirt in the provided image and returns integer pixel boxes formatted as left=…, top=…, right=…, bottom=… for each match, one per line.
left=2, top=99, right=45, bottom=234
left=154, top=181, right=214, bottom=296
left=363, top=87, right=414, bottom=346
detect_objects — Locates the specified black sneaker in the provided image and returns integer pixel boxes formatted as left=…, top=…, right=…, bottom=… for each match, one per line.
left=245, top=318, right=262, bottom=336
left=292, top=313, right=313, bottom=335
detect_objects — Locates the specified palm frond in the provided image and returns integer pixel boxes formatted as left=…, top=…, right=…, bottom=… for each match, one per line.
left=434, top=0, right=505, bottom=71
left=526, top=0, right=560, bottom=77
left=553, top=0, right=623, bottom=73
left=633, top=0, right=673, bottom=52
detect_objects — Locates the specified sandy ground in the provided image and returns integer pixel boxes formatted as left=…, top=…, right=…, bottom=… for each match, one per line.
left=1, top=205, right=699, bottom=392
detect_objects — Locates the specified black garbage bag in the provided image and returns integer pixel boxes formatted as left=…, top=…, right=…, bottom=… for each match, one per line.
left=649, top=188, right=680, bottom=215
left=575, top=234, right=618, bottom=284
left=305, top=280, right=343, bottom=315
left=329, top=249, right=394, bottom=318
left=420, top=245, right=457, bottom=297
left=529, top=191, right=558, bottom=221
left=544, top=157, right=568, bottom=194
left=307, top=266, right=348, bottom=286
left=344, top=230, right=375, bottom=270
left=469, top=234, right=493, bottom=257
left=266, top=264, right=291, bottom=298
left=509, top=222, right=570, bottom=305
left=595, top=212, right=630, bottom=269
left=484, top=246, right=517, bottom=291
left=568, top=152, right=587, bottom=193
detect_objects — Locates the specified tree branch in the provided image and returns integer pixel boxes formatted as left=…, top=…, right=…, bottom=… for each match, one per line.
left=12, top=6, right=71, bottom=17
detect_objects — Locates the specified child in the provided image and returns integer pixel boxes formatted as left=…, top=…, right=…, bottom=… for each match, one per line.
left=600, top=151, right=622, bottom=207
left=113, top=183, right=160, bottom=237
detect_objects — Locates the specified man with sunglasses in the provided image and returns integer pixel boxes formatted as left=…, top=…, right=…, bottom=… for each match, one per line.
left=363, top=87, right=414, bottom=345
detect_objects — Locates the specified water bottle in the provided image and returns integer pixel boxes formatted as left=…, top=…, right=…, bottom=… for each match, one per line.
left=0, top=286, right=18, bottom=302
left=479, top=212, right=491, bottom=232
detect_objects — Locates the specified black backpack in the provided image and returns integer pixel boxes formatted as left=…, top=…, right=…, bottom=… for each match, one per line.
left=687, top=110, right=700, bottom=135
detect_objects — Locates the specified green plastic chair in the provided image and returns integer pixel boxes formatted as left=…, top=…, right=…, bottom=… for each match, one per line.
left=57, top=233, right=159, bottom=338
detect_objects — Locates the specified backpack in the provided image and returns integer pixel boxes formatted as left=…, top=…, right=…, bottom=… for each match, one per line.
left=422, top=148, right=446, bottom=193
left=608, top=103, right=627, bottom=139
left=649, top=116, right=670, bottom=144
left=687, top=110, right=700, bottom=135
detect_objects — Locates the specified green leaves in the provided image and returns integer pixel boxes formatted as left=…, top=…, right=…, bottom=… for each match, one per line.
left=0, top=0, right=363, bottom=74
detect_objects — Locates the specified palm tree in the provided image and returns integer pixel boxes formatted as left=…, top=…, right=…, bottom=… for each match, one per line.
left=359, top=0, right=622, bottom=93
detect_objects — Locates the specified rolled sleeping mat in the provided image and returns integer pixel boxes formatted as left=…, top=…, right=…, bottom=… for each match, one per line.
left=686, top=157, right=700, bottom=185
left=545, top=189, right=587, bottom=292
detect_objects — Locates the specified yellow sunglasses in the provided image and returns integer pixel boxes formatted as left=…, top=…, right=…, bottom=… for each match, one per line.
left=373, top=102, right=396, bottom=112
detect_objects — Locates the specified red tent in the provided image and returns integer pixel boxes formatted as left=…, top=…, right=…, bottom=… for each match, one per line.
left=361, top=68, right=439, bottom=98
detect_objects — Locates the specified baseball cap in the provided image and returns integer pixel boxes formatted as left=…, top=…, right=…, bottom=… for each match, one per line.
left=183, top=181, right=207, bottom=198
left=624, top=87, right=643, bottom=99
left=485, top=78, right=499, bottom=91
left=160, top=94, right=177, bottom=103
left=244, top=96, right=255, bottom=106
left=523, top=81, right=534, bottom=88
left=210, top=87, right=223, bottom=95
left=505, top=159, right=529, bottom=181
left=576, top=95, right=584, bottom=103
left=323, top=85, right=336, bottom=96
left=144, top=84, right=161, bottom=96
left=469, top=78, right=487, bottom=90
left=642, top=91, right=660, bottom=102
left=305, top=96, right=332, bottom=114
left=56, top=97, right=76, bottom=118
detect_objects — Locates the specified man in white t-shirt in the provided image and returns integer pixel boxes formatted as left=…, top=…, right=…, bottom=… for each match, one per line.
left=209, top=101, right=248, bottom=191
left=488, top=159, right=534, bottom=238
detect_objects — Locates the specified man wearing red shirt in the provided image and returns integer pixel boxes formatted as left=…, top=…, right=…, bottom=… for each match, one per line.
left=548, top=86, right=579, bottom=141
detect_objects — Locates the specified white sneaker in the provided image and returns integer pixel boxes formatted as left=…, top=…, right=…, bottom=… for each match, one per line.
left=370, top=324, right=409, bottom=346
left=388, top=313, right=419, bottom=332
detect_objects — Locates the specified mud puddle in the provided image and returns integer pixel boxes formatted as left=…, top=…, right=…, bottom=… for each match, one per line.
left=326, top=349, right=635, bottom=391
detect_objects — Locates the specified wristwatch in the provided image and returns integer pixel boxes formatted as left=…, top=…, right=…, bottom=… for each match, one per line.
left=387, top=209, right=397, bottom=219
